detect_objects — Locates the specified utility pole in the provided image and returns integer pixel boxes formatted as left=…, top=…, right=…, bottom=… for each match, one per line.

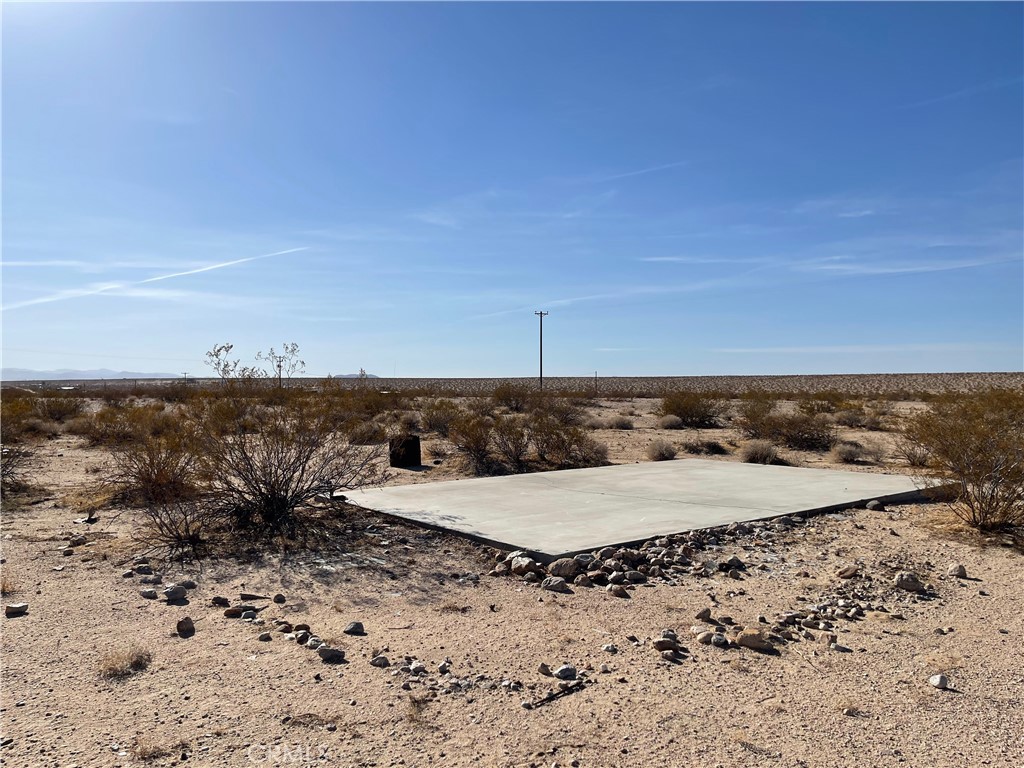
left=181, top=372, right=189, bottom=385
left=534, top=310, right=548, bottom=391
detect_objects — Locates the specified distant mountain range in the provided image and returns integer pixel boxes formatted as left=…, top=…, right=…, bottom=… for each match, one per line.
left=1, top=367, right=380, bottom=382
left=1, top=368, right=180, bottom=381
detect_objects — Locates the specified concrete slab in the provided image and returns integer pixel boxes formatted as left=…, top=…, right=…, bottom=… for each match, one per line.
left=343, top=459, right=921, bottom=560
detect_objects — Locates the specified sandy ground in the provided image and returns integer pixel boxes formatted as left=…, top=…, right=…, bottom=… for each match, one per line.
left=2, top=398, right=1023, bottom=768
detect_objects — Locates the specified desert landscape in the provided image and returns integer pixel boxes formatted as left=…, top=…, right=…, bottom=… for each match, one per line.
left=2, top=373, right=1022, bottom=767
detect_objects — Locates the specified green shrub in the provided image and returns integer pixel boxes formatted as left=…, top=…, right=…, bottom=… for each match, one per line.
left=492, top=414, right=531, bottom=472
left=449, top=415, right=494, bottom=474
left=773, top=413, right=837, bottom=452
left=902, top=389, right=1024, bottom=530
left=420, top=399, right=462, bottom=437
left=34, top=396, right=85, bottom=423
left=110, top=432, right=202, bottom=505
left=491, top=383, right=533, bottom=413
left=529, top=414, right=607, bottom=469
left=737, top=396, right=776, bottom=439
left=741, top=440, right=779, bottom=465
left=660, top=391, right=726, bottom=428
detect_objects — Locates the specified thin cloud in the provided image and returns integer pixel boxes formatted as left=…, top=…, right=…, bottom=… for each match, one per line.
left=639, top=255, right=769, bottom=264
left=2, top=247, right=306, bottom=311
left=898, top=75, right=1024, bottom=110
left=588, top=160, right=688, bottom=184
left=792, top=255, right=1016, bottom=276
left=718, top=343, right=1002, bottom=355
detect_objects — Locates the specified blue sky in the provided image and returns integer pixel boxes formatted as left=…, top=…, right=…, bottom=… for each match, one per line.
left=2, top=2, right=1022, bottom=377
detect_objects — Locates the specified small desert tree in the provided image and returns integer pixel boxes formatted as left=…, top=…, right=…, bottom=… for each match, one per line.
left=256, top=343, right=305, bottom=387
left=902, top=389, right=1024, bottom=530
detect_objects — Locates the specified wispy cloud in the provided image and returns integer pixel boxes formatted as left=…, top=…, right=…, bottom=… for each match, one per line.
left=2, top=247, right=307, bottom=311
left=898, top=75, right=1024, bottom=110
left=639, top=255, right=769, bottom=265
left=791, top=254, right=1017, bottom=276
left=718, top=343, right=1005, bottom=355
left=587, top=160, right=688, bottom=184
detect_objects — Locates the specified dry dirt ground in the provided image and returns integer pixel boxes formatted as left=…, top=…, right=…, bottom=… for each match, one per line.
left=2, top=397, right=1023, bottom=768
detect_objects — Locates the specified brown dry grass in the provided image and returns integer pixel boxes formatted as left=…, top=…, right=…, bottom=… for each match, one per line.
left=98, top=646, right=153, bottom=680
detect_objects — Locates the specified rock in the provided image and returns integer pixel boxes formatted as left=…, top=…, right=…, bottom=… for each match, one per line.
left=599, top=663, right=611, bottom=673
left=735, top=629, right=773, bottom=652
left=276, top=623, right=293, bottom=633
left=176, top=617, right=195, bottom=637
left=541, top=576, right=571, bottom=593
left=343, top=621, right=365, bottom=636
left=695, top=607, right=713, bottom=622
left=4, top=603, right=28, bottom=618
left=710, top=633, right=729, bottom=648
left=866, top=500, right=884, bottom=511
left=240, top=610, right=257, bottom=620
left=602, top=644, right=618, bottom=653
left=548, top=558, right=580, bottom=579
left=837, top=565, right=860, bottom=579
left=409, top=661, right=427, bottom=675
left=606, top=584, right=630, bottom=599
left=139, top=575, right=162, bottom=585
left=317, top=646, right=345, bottom=663
left=212, top=596, right=230, bottom=607
left=894, top=571, right=926, bottom=593
left=660, top=650, right=677, bottom=661
left=538, top=662, right=552, bottom=676
left=223, top=607, right=243, bottom=618
left=624, top=570, right=646, bottom=583
left=947, top=563, right=967, bottom=579
left=69, top=534, right=87, bottom=547
left=510, top=556, right=540, bottom=576
left=306, top=636, right=324, bottom=650
left=295, top=630, right=310, bottom=644
left=178, top=579, right=197, bottom=589
left=273, top=593, right=286, bottom=604
left=140, top=589, right=158, bottom=600
left=134, top=564, right=154, bottom=575
left=438, top=660, right=451, bottom=675
left=553, top=664, right=577, bottom=680
left=696, top=631, right=714, bottom=645
left=369, top=655, right=390, bottom=668
left=162, top=585, right=187, bottom=601
left=652, top=638, right=679, bottom=652
left=240, top=593, right=270, bottom=601
left=121, top=570, right=134, bottom=578
left=523, top=572, right=540, bottom=584
left=818, top=632, right=839, bottom=645
left=928, top=674, right=949, bottom=690
left=293, top=623, right=310, bottom=633
left=573, top=574, right=593, bottom=588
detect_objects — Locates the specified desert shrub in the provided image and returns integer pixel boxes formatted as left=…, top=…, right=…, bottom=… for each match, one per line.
left=646, top=439, right=677, bottom=461
left=901, top=389, right=1024, bottom=530
left=682, top=439, right=728, bottom=456
left=1, top=446, right=29, bottom=493
left=491, top=383, right=532, bottom=413
left=584, top=416, right=608, bottom=430
left=1, top=397, right=35, bottom=443
left=741, top=440, right=779, bottom=465
left=449, top=415, right=494, bottom=474
left=139, top=500, right=218, bottom=557
left=797, top=390, right=850, bottom=416
left=346, top=420, right=389, bottom=445
left=398, top=412, right=422, bottom=434
left=772, top=413, right=838, bottom=452
left=426, top=441, right=452, bottom=461
left=190, top=396, right=388, bottom=535
left=33, top=396, right=85, bottom=423
left=530, top=415, right=607, bottom=469
left=737, top=396, right=777, bottom=439
left=529, top=397, right=585, bottom=427
left=660, top=391, right=726, bottom=428
left=894, top=436, right=930, bottom=468
left=420, top=399, right=462, bottom=437
left=658, top=415, right=684, bottom=430
left=834, top=408, right=867, bottom=428
left=831, top=441, right=866, bottom=464
left=20, top=418, right=61, bottom=439
left=99, top=646, right=152, bottom=680
left=607, top=415, right=634, bottom=430
left=110, top=432, right=203, bottom=505
left=492, top=414, right=531, bottom=472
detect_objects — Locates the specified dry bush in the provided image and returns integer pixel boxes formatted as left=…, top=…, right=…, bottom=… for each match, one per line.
left=584, top=416, right=608, bottom=430
left=737, top=395, right=777, bottom=439
left=529, top=397, right=585, bottom=427
left=420, top=399, right=462, bottom=437
left=894, top=436, right=931, bottom=468
left=449, top=415, right=494, bottom=474
left=683, top=439, right=728, bottom=456
left=398, top=412, right=421, bottom=434
left=345, top=420, right=389, bottom=446
left=190, top=396, right=388, bottom=535
left=607, top=415, right=634, bottom=430
left=646, top=439, right=677, bottom=461
left=661, top=391, right=727, bottom=428
left=20, top=417, right=61, bottom=440
left=138, top=500, right=218, bottom=557
left=796, top=392, right=850, bottom=416
left=831, top=441, right=867, bottom=464
left=530, top=415, right=607, bottom=469
left=902, top=389, right=1024, bottom=530
left=99, top=646, right=153, bottom=680
left=1, top=572, right=19, bottom=596
left=492, top=414, right=531, bottom=472
left=1, top=446, right=30, bottom=493
left=110, top=432, right=202, bottom=505
left=658, top=414, right=684, bottom=430
left=0, top=397, right=35, bottom=443
left=769, top=413, right=837, bottom=452
left=491, top=383, right=533, bottom=413
left=426, top=441, right=452, bottom=461
left=33, top=396, right=85, bottom=422
left=741, top=440, right=780, bottom=465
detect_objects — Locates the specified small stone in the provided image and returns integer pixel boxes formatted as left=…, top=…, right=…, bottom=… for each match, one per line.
left=695, top=607, right=713, bottom=622
left=139, top=575, right=162, bottom=585
left=547, top=558, right=580, bottom=579
left=894, top=571, right=926, bottom=593
left=660, top=650, right=677, bottom=661
left=652, top=638, right=679, bottom=652
left=735, top=629, right=773, bottom=652
left=438, top=660, right=451, bottom=675
left=343, top=621, right=365, bottom=636
left=4, top=603, right=28, bottom=618
left=928, top=674, right=948, bottom=690
left=599, top=663, right=611, bottom=673
left=306, top=636, right=324, bottom=650
left=162, top=585, right=187, bottom=601
left=212, top=596, right=230, bottom=607
left=538, top=662, right=552, bottom=676
left=409, top=660, right=427, bottom=675
left=134, top=564, right=154, bottom=575
left=947, top=563, right=967, bottom=579
left=369, top=655, right=390, bottom=668
left=223, top=607, right=243, bottom=618
left=241, top=610, right=257, bottom=620
left=295, top=630, right=310, bottom=644
left=573, top=574, right=593, bottom=588
left=710, top=633, right=729, bottom=648
left=541, top=576, right=570, bottom=593
left=121, top=570, right=134, bottom=578
left=140, top=589, right=158, bottom=600
left=317, top=646, right=345, bottom=663
left=273, top=593, right=286, bottom=604
left=178, top=579, right=197, bottom=590
left=606, top=584, right=630, bottom=598
left=624, top=570, right=646, bottom=583
left=866, top=500, right=884, bottom=511
left=602, top=644, right=618, bottom=654
left=553, top=664, right=577, bottom=680
left=696, top=631, right=714, bottom=645
left=176, top=617, right=195, bottom=637
left=836, top=565, right=860, bottom=579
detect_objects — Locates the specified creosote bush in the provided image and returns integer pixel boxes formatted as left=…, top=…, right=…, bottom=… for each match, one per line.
left=33, top=396, right=85, bottom=423
left=420, top=399, right=462, bottom=437
left=660, top=391, right=726, bottom=429
left=658, top=414, right=684, bottom=430
left=607, top=415, right=634, bottom=430
left=902, top=389, right=1024, bottom=530
left=448, top=414, right=495, bottom=475
left=682, top=439, right=728, bottom=456
left=491, top=383, right=533, bottom=413
left=492, top=414, right=531, bottom=472
left=741, top=440, right=780, bottom=465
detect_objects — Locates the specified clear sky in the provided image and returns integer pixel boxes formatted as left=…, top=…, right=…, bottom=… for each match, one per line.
left=2, top=2, right=1022, bottom=378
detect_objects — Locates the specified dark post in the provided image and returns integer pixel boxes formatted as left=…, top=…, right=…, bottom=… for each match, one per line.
left=534, top=310, right=548, bottom=391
